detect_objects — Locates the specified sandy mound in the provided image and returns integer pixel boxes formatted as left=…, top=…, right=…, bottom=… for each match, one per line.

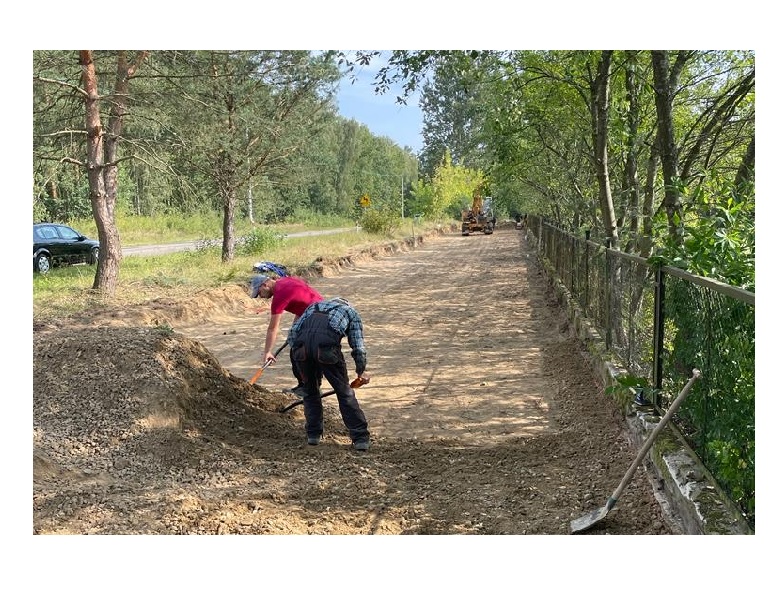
left=34, top=326, right=303, bottom=485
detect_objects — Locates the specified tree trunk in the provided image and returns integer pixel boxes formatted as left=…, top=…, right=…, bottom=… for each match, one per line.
left=639, top=143, right=658, bottom=259
left=590, top=51, right=618, bottom=247
left=651, top=50, right=683, bottom=246
left=79, top=51, right=114, bottom=295
left=216, top=151, right=237, bottom=262
left=222, top=184, right=236, bottom=262
left=80, top=50, right=148, bottom=297
left=622, top=51, right=642, bottom=254
left=734, top=136, right=755, bottom=198
left=94, top=52, right=125, bottom=295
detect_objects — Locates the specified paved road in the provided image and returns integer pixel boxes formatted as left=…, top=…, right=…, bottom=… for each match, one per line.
left=122, top=227, right=357, bottom=257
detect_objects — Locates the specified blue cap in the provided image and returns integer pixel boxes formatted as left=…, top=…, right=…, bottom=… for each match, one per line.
left=249, top=275, right=269, bottom=298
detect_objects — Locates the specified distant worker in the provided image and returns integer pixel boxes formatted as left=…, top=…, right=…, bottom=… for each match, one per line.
left=287, top=297, right=371, bottom=451
left=249, top=274, right=323, bottom=397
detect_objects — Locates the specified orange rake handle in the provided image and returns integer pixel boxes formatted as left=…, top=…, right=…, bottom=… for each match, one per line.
left=249, top=342, right=288, bottom=385
left=249, top=367, right=264, bottom=385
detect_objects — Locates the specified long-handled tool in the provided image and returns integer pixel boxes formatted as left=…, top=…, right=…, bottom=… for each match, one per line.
left=279, top=376, right=367, bottom=413
left=570, top=368, right=701, bottom=534
left=248, top=342, right=288, bottom=385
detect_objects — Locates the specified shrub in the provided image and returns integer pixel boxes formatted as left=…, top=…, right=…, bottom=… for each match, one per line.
left=359, top=207, right=400, bottom=236
left=236, top=227, right=286, bottom=256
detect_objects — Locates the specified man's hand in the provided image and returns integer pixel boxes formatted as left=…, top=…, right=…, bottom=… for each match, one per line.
left=351, top=374, right=370, bottom=388
left=264, top=351, right=278, bottom=366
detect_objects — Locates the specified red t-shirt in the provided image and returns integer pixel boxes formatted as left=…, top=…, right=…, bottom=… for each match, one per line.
left=270, top=276, right=323, bottom=316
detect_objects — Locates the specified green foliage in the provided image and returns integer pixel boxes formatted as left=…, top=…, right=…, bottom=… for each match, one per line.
left=656, top=179, right=755, bottom=290
left=662, top=277, right=755, bottom=525
left=708, top=436, right=754, bottom=518
left=33, top=261, right=98, bottom=293
left=69, top=213, right=252, bottom=246
left=33, top=199, right=48, bottom=223
left=236, top=227, right=286, bottom=256
left=396, top=49, right=753, bottom=254
left=284, top=207, right=353, bottom=229
left=425, top=149, right=486, bottom=217
left=214, top=266, right=246, bottom=284
left=409, top=179, right=435, bottom=216
left=141, top=270, right=188, bottom=288
left=154, top=323, right=174, bottom=335
left=33, top=165, right=91, bottom=222
left=358, top=207, right=400, bottom=236
left=418, top=55, right=494, bottom=177
left=32, top=50, right=416, bottom=241
left=605, top=373, right=650, bottom=408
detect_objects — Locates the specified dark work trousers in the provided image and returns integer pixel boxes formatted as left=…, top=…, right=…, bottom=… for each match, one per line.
left=289, top=351, right=302, bottom=386
left=290, top=348, right=322, bottom=389
left=290, top=312, right=369, bottom=443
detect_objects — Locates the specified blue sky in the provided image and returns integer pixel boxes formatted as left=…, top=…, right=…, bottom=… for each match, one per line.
left=335, top=53, right=424, bottom=154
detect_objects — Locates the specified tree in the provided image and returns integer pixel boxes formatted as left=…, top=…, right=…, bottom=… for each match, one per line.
left=405, top=49, right=753, bottom=274
left=154, top=50, right=340, bottom=261
left=418, top=58, right=490, bottom=177
left=651, top=50, right=689, bottom=246
left=619, top=51, right=651, bottom=256
left=427, top=149, right=485, bottom=218
left=588, top=51, right=618, bottom=247
left=34, top=50, right=149, bottom=297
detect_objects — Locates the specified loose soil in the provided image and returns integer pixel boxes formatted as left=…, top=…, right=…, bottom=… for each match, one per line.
left=33, top=225, right=681, bottom=536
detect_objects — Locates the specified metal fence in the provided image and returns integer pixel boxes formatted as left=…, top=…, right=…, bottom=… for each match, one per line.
left=526, top=215, right=755, bottom=529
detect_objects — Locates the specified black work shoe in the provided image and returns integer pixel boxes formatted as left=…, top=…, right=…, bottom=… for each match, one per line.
left=307, top=435, right=322, bottom=446
left=352, top=439, right=370, bottom=451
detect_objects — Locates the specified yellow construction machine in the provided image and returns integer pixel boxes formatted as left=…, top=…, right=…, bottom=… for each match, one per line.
left=461, top=192, right=496, bottom=236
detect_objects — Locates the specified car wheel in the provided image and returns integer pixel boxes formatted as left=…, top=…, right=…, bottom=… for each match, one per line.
left=35, top=253, right=51, bottom=274
left=89, top=246, right=100, bottom=265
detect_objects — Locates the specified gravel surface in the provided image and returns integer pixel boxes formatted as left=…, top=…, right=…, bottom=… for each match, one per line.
left=34, top=225, right=682, bottom=538
left=29, top=224, right=771, bottom=594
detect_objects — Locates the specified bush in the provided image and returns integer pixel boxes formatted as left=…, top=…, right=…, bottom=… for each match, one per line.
left=236, top=227, right=286, bottom=256
left=359, top=207, right=400, bottom=236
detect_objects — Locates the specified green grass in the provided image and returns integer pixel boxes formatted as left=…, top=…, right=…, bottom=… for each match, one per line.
left=33, top=215, right=451, bottom=321
left=69, top=212, right=358, bottom=246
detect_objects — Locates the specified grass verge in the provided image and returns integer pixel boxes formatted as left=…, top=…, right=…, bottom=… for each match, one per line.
left=33, top=218, right=450, bottom=322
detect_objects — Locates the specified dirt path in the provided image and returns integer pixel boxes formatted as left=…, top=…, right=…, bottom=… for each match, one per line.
left=182, top=227, right=562, bottom=447
left=33, top=226, right=679, bottom=536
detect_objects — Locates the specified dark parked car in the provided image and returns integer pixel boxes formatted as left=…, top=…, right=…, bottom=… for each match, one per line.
left=33, top=223, right=100, bottom=273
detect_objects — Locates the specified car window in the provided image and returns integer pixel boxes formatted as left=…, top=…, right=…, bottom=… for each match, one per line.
left=56, top=226, right=80, bottom=241
left=36, top=226, right=59, bottom=240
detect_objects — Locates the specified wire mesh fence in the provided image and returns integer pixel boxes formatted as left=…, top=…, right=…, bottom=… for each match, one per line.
left=525, top=215, right=755, bottom=529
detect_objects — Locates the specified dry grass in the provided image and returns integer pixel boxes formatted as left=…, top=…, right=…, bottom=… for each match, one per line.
left=33, top=221, right=445, bottom=323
